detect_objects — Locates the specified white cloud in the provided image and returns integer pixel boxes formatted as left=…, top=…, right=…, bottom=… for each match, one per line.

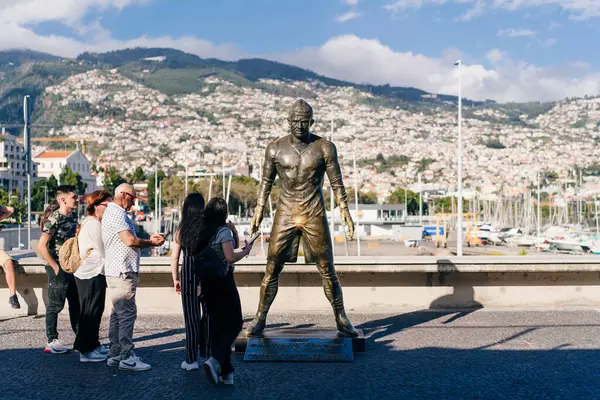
left=455, top=0, right=485, bottom=21
left=384, top=0, right=600, bottom=20
left=275, top=34, right=600, bottom=102
left=343, top=0, right=360, bottom=5
left=497, top=28, right=536, bottom=37
left=336, top=11, right=361, bottom=23
left=0, top=0, right=150, bottom=26
left=486, top=48, right=503, bottom=63
left=0, top=0, right=244, bottom=60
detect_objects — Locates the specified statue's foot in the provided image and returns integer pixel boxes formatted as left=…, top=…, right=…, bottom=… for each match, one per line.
left=244, top=316, right=267, bottom=336
left=335, top=309, right=359, bottom=337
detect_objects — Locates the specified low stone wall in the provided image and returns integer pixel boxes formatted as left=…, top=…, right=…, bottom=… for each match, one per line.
left=2, top=256, right=600, bottom=317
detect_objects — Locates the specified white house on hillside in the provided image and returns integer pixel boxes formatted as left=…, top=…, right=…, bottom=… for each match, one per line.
left=34, top=150, right=98, bottom=193
left=0, top=134, right=38, bottom=199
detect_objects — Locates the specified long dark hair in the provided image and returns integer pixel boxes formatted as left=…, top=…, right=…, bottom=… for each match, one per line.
left=178, top=192, right=205, bottom=250
left=198, top=197, right=228, bottom=250
left=40, top=200, right=59, bottom=229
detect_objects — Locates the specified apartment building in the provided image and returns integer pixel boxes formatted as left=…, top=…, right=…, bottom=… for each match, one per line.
left=0, top=134, right=38, bottom=199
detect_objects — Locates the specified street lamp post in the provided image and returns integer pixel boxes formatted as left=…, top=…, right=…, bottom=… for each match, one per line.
left=23, top=96, right=32, bottom=249
left=418, top=173, right=423, bottom=226
left=537, top=170, right=541, bottom=237
left=330, top=118, right=335, bottom=255
left=454, top=59, right=464, bottom=256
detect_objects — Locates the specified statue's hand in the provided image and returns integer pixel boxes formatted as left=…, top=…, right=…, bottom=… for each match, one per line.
left=250, top=210, right=264, bottom=235
left=341, top=208, right=355, bottom=240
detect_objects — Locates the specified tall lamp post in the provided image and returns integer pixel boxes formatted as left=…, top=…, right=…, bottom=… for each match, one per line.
left=23, top=96, right=32, bottom=250
left=454, top=59, right=464, bottom=256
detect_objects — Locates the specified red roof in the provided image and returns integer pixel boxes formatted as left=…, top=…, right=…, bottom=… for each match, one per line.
left=34, top=151, right=73, bottom=159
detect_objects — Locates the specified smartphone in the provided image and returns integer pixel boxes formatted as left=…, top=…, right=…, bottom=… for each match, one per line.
left=163, top=229, right=172, bottom=239
left=247, top=232, right=261, bottom=245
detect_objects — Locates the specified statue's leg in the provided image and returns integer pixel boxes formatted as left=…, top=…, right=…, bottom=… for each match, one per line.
left=245, top=217, right=297, bottom=336
left=303, top=215, right=358, bottom=337
left=244, top=261, right=285, bottom=336
left=316, top=260, right=358, bottom=337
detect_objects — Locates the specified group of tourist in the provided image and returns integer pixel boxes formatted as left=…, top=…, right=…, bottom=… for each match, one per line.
left=3, top=183, right=250, bottom=385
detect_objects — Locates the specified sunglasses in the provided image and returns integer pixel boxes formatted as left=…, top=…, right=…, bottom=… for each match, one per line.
left=123, top=192, right=137, bottom=200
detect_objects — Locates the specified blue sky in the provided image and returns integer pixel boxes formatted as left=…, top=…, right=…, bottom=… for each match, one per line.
left=1, top=0, right=600, bottom=102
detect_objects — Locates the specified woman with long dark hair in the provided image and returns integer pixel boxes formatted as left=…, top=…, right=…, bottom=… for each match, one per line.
left=199, top=197, right=252, bottom=386
left=170, top=192, right=208, bottom=371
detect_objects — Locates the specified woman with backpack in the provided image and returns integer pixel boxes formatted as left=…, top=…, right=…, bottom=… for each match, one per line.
left=73, top=190, right=112, bottom=362
left=199, top=197, right=252, bottom=385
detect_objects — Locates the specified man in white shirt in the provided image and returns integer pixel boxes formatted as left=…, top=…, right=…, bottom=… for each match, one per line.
left=102, top=183, right=164, bottom=371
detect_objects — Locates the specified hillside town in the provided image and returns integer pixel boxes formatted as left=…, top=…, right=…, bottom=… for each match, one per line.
left=21, top=68, right=600, bottom=203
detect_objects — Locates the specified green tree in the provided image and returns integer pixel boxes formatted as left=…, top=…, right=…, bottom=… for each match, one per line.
left=348, top=190, right=378, bottom=204
left=387, top=188, right=424, bottom=215
left=103, top=166, right=126, bottom=194
left=228, top=176, right=260, bottom=217
left=31, top=177, right=58, bottom=211
left=131, top=167, right=147, bottom=183
left=59, top=166, right=87, bottom=195
left=432, top=197, right=453, bottom=213
left=0, top=190, right=27, bottom=221
left=417, top=158, right=436, bottom=172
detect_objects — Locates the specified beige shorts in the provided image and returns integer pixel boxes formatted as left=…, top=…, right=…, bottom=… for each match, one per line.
left=0, top=249, right=15, bottom=267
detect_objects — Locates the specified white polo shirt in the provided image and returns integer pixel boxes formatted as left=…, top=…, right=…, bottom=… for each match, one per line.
left=102, top=202, right=140, bottom=277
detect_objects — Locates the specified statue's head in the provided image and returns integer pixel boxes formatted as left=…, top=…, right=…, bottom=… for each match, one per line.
left=287, top=99, right=314, bottom=140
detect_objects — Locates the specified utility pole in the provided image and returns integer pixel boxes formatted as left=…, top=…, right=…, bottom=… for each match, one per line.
left=454, top=59, right=464, bottom=256
left=418, top=173, right=423, bottom=226
left=23, top=96, right=32, bottom=249
left=353, top=152, right=361, bottom=257
left=330, top=118, right=335, bottom=254
left=154, top=165, right=158, bottom=233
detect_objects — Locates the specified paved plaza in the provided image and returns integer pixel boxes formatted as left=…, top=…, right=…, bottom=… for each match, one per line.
left=1, top=310, right=600, bottom=399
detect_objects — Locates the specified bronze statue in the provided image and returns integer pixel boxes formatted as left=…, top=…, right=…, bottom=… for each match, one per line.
left=246, top=99, right=358, bottom=337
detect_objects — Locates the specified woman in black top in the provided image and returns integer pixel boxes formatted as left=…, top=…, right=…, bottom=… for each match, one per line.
left=199, top=197, right=253, bottom=385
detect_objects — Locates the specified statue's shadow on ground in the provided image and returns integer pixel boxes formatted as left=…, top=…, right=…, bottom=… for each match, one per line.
left=358, top=259, right=483, bottom=351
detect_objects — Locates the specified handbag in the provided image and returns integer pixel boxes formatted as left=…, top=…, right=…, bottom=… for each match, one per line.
left=192, top=229, right=229, bottom=280
left=58, top=219, right=94, bottom=274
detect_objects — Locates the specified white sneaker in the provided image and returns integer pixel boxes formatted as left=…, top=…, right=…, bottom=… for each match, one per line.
left=181, top=361, right=199, bottom=371
left=220, top=373, right=234, bottom=385
left=80, top=349, right=108, bottom=363
left=119, top=355, right=151, bottom=371
left=203, top=357, right=220, bottom=384
left=44, top=339, right=69, bottom=354
left=107, top=355, right=121, bottom=367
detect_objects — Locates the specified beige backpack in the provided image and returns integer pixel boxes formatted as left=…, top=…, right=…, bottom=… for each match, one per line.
left=59, top=220, right=93, bottom=274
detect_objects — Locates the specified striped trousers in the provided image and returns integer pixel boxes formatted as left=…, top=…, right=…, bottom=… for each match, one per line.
left=181, top=253, right=208, bottom=364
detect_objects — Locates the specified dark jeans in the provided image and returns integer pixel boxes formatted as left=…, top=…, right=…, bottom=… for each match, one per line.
left=74, top=275, right=107, bottom=354
left=45, top=266, right=80, bottom=343
left=201, top=270, right=243, bottom=376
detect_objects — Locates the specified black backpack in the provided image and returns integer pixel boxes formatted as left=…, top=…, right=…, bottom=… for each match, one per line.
left=192, top=234, right=228, bottom=280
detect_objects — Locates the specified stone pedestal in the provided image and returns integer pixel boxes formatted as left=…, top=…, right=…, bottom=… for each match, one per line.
left=235, top=328, right=365, bottom=362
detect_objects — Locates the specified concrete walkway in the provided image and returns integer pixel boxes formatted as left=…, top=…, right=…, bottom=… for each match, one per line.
left=1, top=310, right=600, bottom=399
